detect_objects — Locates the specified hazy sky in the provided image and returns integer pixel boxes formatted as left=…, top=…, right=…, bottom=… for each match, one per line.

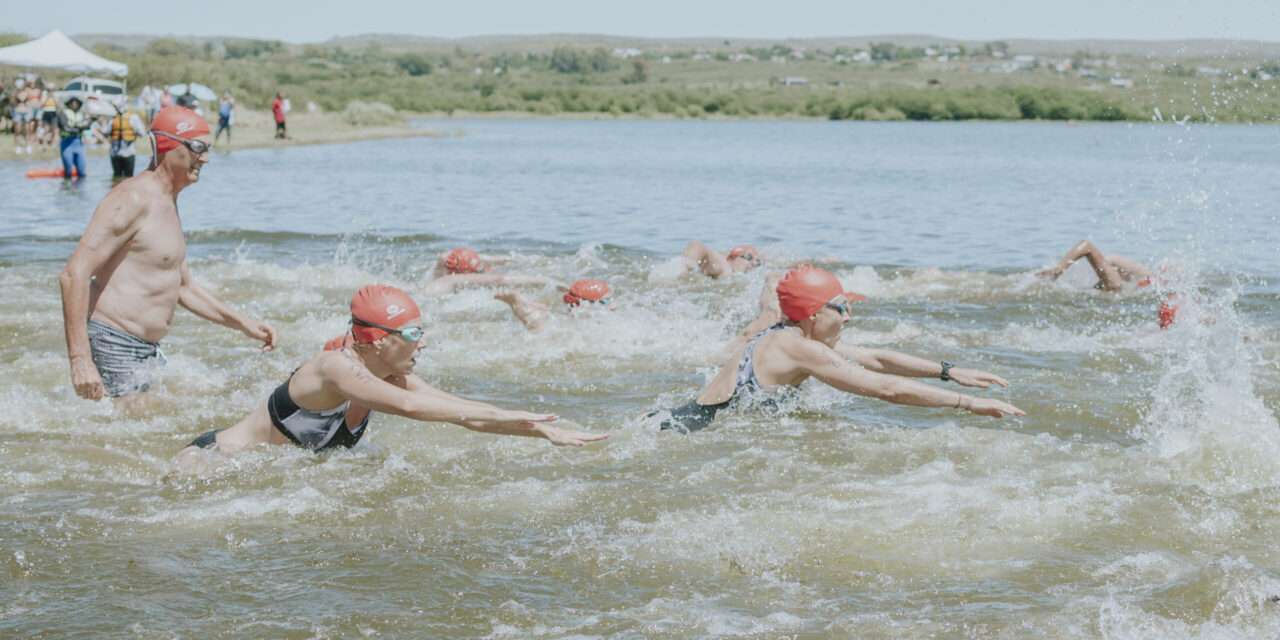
left=5, top=0, right=1279, bottom=43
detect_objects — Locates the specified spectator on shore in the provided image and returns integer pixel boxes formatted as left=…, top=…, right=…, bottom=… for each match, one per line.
left=38, top=81, right=58, bottom=152
left=215, top=91, right=234, bottom=144
left=272, top=92, right=288, bottom=139
left=140, top=85, right=158, bottom=122
left=0, top=79, right=9, bottom=135
left=12, top=77, right=36, bottom=155
left=107, top=97, right=147, bottom=180
left=160, top=87, right=173, bottom=110
left=57, top=96, right=90, bottom=179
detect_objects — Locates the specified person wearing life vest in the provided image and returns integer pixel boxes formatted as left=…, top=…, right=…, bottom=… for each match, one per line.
left=38, top=85, right=58, bottom=150
left=651, top=266, right=1025, bottom=432
left=107, top=97, right=148, bottom=179
left=57, top=96, right=91, bottom=180
left=494, top=278, right=614, bottom=332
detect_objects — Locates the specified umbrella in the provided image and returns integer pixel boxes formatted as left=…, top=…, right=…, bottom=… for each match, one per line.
left=168, top=82, right=217, bottom=101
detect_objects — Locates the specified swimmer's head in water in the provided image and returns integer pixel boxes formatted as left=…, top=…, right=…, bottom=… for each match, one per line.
left=1158, top=294, right=1181, bottom=330
left=727, top=244, right=763, bottom=271
left=350, top=285, right=423, bottom=343
left=777, top=265, right=844, bottom=322
left=443, top=247, right=485, bottom=274
left=563, top=279, right=611, bottom=307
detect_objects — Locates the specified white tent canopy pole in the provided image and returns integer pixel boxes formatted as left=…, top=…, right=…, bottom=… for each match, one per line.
left=0, top=30, right=128, bottom=76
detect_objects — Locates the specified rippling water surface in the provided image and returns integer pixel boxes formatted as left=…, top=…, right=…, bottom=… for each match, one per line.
left=2, top=119, right=1280, bottom=638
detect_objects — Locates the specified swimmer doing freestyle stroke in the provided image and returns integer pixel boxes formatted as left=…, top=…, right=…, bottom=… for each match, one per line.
left=1036, top=239, right=1185, bottom=328
left=175, top=285, right=606, bottom=470
left=422, top=247, right=554, bottom=295
left=495, top=278, right=613, bottom=332
left=654, top=265, right=1025, bottom=432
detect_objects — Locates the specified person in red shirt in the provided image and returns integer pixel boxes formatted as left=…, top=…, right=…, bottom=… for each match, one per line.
left=271, top=92, right=287, bottom=139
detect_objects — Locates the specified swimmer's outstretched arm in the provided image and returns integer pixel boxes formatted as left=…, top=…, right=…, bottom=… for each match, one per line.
left=832, top=341, right=1009, bottom=389
left=401, top=374, right=606, bottom=446
left=494, top=290, right=549, bottom=332
left=790, top=340, right=1025, bottom=418
left=1037, top=239, right=1126, bottom=291
left=322, top=356, right=605, bottom=446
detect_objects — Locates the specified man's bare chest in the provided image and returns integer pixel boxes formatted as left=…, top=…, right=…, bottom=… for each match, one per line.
left=128, top=210, right=186, bottom=271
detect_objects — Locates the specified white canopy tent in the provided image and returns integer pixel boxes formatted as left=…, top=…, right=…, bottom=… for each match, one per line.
left=0, top=30, right=128, bottom=76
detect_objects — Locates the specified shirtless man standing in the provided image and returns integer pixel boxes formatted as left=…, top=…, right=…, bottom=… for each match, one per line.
left=59, top=106, right=276, bottom=402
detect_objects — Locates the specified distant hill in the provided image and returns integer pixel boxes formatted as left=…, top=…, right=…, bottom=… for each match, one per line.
left=68, top=31, right=1280, bottom=58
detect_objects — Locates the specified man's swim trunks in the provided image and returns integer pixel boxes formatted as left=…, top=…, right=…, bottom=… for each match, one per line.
left=87, top=318, right=167, bottom=397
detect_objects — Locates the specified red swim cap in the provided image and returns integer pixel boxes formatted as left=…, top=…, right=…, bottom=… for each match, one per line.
left=350, top=285, right=422, bottom=343
left=323, top=333, right=354, bottom=351
left=150, top=106, right=210, bottom=153
left=443, top=247, right=485, bottom=274
left=563, top=279, right=611, bottom=306
left=777, top=266, right=844, bottom=321
left=727, top=244, right=761, bottom=264
left=1158, top=295, right=1180, bottom=330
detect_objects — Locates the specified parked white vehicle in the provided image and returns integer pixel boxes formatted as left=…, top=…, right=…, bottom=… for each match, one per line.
left=56, top=76, right=127, bottom=115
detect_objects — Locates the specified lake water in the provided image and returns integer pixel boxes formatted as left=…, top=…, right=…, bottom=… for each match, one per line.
left=2, top=119, right=1279, bottom=638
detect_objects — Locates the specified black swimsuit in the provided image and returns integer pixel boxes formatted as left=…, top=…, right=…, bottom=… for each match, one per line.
left=188, top=373, right=370, bottom=452
left=657, top=323, right=789, bottom=433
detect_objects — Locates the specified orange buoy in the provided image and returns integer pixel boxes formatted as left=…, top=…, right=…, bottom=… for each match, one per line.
left=26, top=167, right=78, bottom=179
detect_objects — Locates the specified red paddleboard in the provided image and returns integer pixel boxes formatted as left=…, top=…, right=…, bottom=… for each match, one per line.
left=26, top=167, right=78, bottom=179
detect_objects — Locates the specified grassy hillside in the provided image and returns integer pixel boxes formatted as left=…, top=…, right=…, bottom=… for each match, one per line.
left=5, top=32, right=1279, bottom=123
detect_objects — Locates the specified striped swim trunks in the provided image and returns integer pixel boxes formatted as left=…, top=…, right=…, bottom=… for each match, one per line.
left=87, top=319, right=167, bottom=397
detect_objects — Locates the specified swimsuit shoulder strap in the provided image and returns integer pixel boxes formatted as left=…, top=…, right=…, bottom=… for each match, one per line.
left=736, top=323, right=789, bottom=392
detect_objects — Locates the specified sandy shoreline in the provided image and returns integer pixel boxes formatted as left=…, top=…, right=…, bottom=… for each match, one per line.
left=0, top=108, right=445, bottom=164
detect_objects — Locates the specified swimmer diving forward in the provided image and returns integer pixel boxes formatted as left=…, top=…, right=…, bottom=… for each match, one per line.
left=176, top=285, right=605, bottom=468
left=655, top=266, right=1025, bottom=432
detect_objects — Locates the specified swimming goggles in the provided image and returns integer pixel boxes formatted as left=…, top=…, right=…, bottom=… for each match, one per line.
left=824, top=298, right=853, bottom=316
left=154, top=130, right=212, bottom=155
left=352, top=317, right=426, bottom=342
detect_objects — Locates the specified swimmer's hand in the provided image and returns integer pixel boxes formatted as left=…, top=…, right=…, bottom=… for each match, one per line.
left=1035, top=266, right=1064, bottom=280
left=949, top=368, right=1009, bottom=389
left=70, top=355, right=106, bottom=400
left=966, top=398, right=1025, bottom=419
left=242, top=320, right=277, bottom=352
left=539, top=424, right=610, bottom=447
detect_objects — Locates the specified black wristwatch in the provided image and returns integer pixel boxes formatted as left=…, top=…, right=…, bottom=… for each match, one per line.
left=940, top=361, right=954, bottom=382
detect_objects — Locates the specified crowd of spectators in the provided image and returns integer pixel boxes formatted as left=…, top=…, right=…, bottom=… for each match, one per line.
left=1, top=74, right=283, bottom=178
